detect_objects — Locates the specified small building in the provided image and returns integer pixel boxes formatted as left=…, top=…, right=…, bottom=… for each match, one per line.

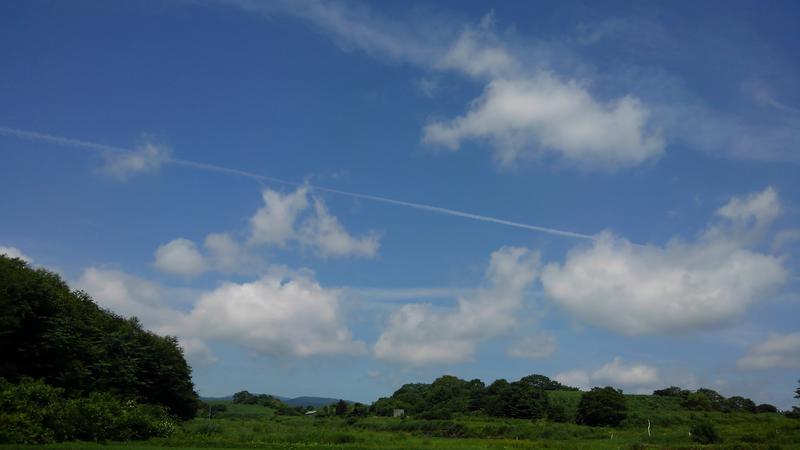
left=392, top=408, right=405, bottom=418
left=304, top=410, right=317, bottom=416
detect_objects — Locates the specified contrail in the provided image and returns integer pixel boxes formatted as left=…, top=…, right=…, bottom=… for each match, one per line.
left=0, top=126, right=596, bottom=241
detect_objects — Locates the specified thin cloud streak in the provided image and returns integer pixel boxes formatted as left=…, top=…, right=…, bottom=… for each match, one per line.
left=0, top=126, right=595, bottom=241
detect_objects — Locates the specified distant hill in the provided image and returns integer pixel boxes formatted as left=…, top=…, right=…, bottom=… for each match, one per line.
left=282, top=396, right=348, bottom=408
left=201, top=394, right=348, bottom=408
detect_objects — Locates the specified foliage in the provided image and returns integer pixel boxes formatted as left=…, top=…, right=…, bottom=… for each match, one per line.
left=690, top=416, right=721, bottom=444
left=518, top=374, right=579, bottom=391
left=695, top=388, right=727, bottom=412
left=230, top=391, right=307, bottom=416
left=198, top=402, right=227, bottom=418
left=232, top=391, right=289, bottom=410
left=350, top=403, right=368, bottom=417
left=682, top=392, right=712, bottom=411
left=335, top=399, right=349, bottom=416
left=0, top=378, right=175, bottom=444
left=726, top=396, right=756, bottom=413
left=653, top=386, right=690, bottom=398
left=575, top=387, right=627, bottom=427
left=4, top=397, right=800, bottom=449
left=0, top=256, right=198, bottom=420
left=371, top=374, right=549, bottom=420
left=755, top=403, right=778, bottom=413
left=545, top=402, right=569, bottom=423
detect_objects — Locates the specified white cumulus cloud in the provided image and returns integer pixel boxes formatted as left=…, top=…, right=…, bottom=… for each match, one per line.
left=77, top=264, right=365, bottom=362
left=153, top=232, right=261, bottom=277
left=249, top=186, right=380, bottom=258
left=179, top=267, right=366, bottom=357
left=153, top=238, right=207, bottom=277
left=541, top=187, right=787, bottom=335
left=76, top=267, right=185, bottom=330
left=737, top=332, right=800, bottom=369
left=373, top=246, right=539, bottom=366
left=249, top=187, right=310, bottom=247
left=555, top=357, right=660, bottom=391
left=424, top=76, right=664, bottom=169
left=301, top=198, right=380, bottom=258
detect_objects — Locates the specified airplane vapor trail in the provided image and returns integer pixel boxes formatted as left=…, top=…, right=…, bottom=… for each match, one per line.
left=0, top=126, right=596, bottom=241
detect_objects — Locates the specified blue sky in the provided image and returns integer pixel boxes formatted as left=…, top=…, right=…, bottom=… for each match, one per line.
left=1, top=0, right=799, bottom=408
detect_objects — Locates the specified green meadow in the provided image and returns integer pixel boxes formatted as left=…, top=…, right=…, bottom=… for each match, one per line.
left=3, top=393, right=799, bottom=450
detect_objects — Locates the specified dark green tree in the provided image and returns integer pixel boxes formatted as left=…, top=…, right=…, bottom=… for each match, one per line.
left=335, top=399, right=348, bottom=416
left=792, top=379, right=800, bottom=418
left=466, top=378, right=486, bottom=412
left=726, top=396, right=756, bottom=413
left=350, top=402, right=367, bottom=417
left=653, top=386, right=690, bottom=398
left=390, top=383, right=429, bottom=414
left=690, top=417, right=721, bottom=444
left=755, top=403, right=778, bottom=413
left=483, top=379, right=512, bottom=417
left=0, top=255, right=198, bottom=420
left=232, top=391, right=256, bottom=404
left=505, top=381, right=548, bottom=419
left=482, top=379, right=548, bottom=419
left=519, top=374, right=578, bottom=391
left=682, top=392, right=712, bottom=411
left=575, top=387, right=627, bottom=427
left=427, top=375, right=469, bottom=414
left=369, top=396, right=399, bottom=416
left=696, top=388, right=727, bottom=411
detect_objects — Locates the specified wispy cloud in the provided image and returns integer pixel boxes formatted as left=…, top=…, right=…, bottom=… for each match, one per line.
left=737, top=332, right=800, bottom=369
left=0, top=126, right=595, bottom=241
left=218, top=1, right=664, bottom=170
left=98, top=141, right=170, bottom=180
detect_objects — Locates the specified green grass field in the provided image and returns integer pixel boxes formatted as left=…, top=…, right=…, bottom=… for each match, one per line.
left=3, top=394, right=799, bottom=450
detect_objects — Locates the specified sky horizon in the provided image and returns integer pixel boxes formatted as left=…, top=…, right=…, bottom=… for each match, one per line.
left=1, top=0, right=799, bottom=409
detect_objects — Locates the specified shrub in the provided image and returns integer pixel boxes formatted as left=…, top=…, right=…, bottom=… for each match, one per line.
left=690, top=417, right=721, bottom=444
left=0, top=378, right=176, bottom=444
left=546, top=403, right=570, bottom=423
left=727, top=396, right=756, bottom=413
left=576, top=387, right=627, bottom=427
left=756, top=403, right=778, bottom=414
left=683, top=392, right=713, bottom=411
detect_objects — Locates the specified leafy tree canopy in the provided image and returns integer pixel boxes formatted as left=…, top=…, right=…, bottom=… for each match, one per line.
left=575, top=387, right=627, bottom=427
left=0, top=255, right=198, bottom=419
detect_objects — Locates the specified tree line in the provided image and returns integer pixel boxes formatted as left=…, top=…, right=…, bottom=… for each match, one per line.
left=232, top=373, right=799, bottom=429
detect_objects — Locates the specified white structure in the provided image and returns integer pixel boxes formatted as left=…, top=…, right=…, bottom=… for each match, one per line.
left=393, top=409, right=405, bottom=418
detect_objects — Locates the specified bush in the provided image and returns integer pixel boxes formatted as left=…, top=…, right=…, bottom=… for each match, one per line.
left=0, top=378, right=176, bottom=444
left=546, top=403, right=570, bottom=423
left=576, top=387, right=627, bottom=427
left=683, top=392, right=713, bottom=411
left=756, top=403, right=778, bottom=413
left=690, top=417, right=721, bottom=444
